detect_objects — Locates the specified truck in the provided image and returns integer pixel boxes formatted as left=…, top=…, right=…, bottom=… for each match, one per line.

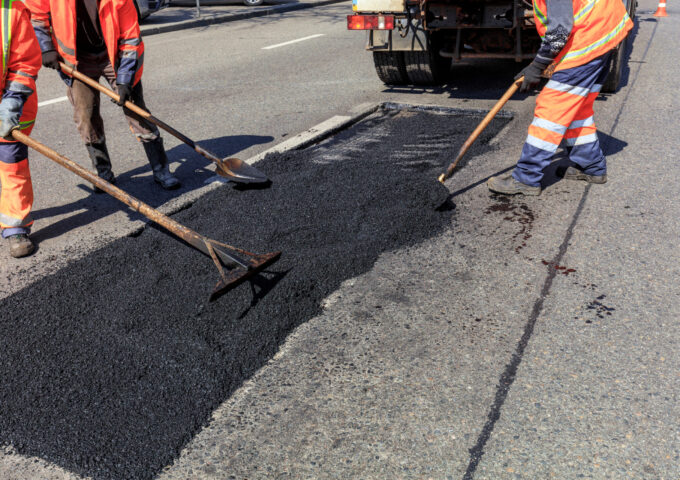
left=347, top=0, right=636, bottom=92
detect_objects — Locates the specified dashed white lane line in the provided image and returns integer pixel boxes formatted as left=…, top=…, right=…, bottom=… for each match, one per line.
left=38, top=96, right=68, bottom=107
left=262, top=34, right=325, bottom=50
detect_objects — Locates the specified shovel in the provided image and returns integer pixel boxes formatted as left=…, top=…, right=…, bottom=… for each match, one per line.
left=438, top=77, right=523, bottom=184
left=59, top=62, right=269, bottom=185
left=12, top=130, right=281, bottom=301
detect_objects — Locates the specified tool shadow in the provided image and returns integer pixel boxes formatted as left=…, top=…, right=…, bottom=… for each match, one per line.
left=30, top=134, right=273, bottom=243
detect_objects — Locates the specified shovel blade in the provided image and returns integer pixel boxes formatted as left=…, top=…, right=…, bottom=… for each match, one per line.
left=216, top=157, right=270, bottom=184
left=209, top=250, right=281, bottom=302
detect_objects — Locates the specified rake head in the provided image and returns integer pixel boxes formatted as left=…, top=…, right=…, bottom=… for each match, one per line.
left=209, top=250, right=282, bottom=302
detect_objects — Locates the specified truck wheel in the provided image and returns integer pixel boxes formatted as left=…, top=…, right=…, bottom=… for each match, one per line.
left=373, top=51, right=409, bottom=85
left=404, top=50, right=451, bottom=85
left=601, top=41, right=626, bottom=93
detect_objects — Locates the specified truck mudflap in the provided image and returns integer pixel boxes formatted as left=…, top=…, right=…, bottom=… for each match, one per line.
left=366, top=18, right=427, bottom=52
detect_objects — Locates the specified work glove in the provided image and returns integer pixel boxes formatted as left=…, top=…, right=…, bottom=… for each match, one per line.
left=515, top=60, right=548, bottom=93
left=41, top=50, right=61, bottom=70
left=115, top=84, right=132, bottom=106
left=0, top=95, right=25, bottom=140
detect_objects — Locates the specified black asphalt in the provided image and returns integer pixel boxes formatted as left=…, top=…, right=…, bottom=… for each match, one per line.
left=0, top=108, right=508, bottom=479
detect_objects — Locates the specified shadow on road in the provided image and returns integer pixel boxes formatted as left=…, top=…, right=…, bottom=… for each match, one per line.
left=30, top=134, right=273, bottom=243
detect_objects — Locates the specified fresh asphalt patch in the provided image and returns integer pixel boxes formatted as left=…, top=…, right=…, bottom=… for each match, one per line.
left=0, top=107, right=509, bottom=479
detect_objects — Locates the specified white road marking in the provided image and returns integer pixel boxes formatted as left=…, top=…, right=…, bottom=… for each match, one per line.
left=38, top=96, right=68, bottom=107
left=262, top=34, right=325, bottom=50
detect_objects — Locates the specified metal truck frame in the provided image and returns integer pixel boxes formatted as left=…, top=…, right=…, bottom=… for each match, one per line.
left=347, top=0, right=636, bottom=92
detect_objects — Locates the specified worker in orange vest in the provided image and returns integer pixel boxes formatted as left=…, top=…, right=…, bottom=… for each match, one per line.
left=25, top=0, right=180, bottom=191
left=0, top=0, right=42, bottom=258
left=487, top=0, right=633, bottom=195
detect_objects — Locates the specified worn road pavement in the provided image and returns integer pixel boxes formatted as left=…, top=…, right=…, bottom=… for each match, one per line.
left=0, top=0, right=678, bottom=478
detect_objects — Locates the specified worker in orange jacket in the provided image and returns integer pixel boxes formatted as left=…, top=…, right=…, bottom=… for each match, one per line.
left=25, top=0, right=180, bottom=190
left=0, top=0, right=42, bottom=258
left=487, top=0, right=633, bottom=195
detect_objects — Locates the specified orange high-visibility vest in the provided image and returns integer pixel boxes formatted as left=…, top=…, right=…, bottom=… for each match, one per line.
left=0, top=0, right=40, bottom=130
left=25, top=0, right=144, bottom=86
left=533, top=0, right=633, bottom=71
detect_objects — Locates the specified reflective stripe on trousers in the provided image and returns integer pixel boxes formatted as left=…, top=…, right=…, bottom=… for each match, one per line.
left=514, top=52, right=611, bottom=187
left=0, top=154, right=33, bottom=230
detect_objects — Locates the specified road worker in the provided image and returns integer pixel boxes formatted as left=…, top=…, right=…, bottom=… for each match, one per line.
left=0, top=0, right=42, bottom=258
left=487, top=0, right=633, bottom=195
left=25, top=0, right=180, bottom=191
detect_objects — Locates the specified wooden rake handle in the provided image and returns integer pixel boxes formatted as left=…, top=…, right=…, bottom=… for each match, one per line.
left=438, top=77, right=523, bottom=184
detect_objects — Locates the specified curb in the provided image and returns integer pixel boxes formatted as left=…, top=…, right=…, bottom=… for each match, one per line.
left=141, top=0, right=347, bottom=36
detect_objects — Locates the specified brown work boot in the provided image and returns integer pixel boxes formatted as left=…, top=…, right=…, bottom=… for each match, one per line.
left=562, top=166, right=607, bottom=184
left=487, top=172, right=541, bottom=196
left=8, top=234, right=34, bottom=258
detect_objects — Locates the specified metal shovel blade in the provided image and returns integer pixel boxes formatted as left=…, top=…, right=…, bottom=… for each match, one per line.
left=215, top=157, right=270, bottom=184
left=210, top=250, right=282, bottom=302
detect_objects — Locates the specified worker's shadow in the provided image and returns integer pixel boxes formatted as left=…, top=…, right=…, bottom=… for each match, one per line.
left=30, top=134, right=273, bottom=243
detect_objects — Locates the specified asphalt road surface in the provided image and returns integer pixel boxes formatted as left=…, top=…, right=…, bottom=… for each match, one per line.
left=1, top=0, right=678, bottom=479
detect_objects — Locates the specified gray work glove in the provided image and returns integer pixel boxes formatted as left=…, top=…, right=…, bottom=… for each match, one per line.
left=42, top=50, right=61, bottom=70
left=115, top=83, right=132, bottom=106
left=0, top=95, right=24, bottom=140
left=515, top=60, right=548, bottom=92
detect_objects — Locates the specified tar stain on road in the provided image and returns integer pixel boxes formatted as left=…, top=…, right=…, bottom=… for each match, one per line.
left=0, top=109, right=508, bottom=479
left=485, top=196, right=535, bottom=253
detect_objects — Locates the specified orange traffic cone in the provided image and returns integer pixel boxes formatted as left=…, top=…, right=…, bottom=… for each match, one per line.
left=653, top=0, right=668, bottom=16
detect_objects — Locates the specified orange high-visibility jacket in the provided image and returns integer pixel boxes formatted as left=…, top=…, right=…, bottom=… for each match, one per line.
left=1, top=0, right=40, bottom=103
left=25, top=0, right=144, bottom=86
left=533, top=0, right=633, bottom=71
left=0, top=0, right=41, bottom=127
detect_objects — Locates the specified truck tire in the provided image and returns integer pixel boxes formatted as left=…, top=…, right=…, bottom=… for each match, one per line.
left=601, top=42, right=626, bottom=93
left=404, top=49, right=451, bottom=85
left=602, top=0, right=635, bottom=93
left=373, top=51, right=409, bottom=85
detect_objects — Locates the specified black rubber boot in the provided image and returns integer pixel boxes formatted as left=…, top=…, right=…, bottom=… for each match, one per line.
left=487, top=171, right=541, bottom=196
left=86, top=142, right=115, bottom=193
left=563, top=166, right=607, bottom=184
left=143, top=137, right=180, bottom=190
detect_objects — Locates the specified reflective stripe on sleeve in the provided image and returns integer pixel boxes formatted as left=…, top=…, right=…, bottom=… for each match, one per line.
left=6, top=80, right=33, bottom=94
left=119, top=37, right=141, bottom=46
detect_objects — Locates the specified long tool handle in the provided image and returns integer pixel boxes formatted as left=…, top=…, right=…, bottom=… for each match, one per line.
left=438, top=77, right=523, bottom=184
left=11, top=130, right=247, bottom=267
left=59, top=62, right=223, bottom=166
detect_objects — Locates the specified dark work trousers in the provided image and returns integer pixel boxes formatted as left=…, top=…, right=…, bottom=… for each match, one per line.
left=66, top=51, right=160, bottom=145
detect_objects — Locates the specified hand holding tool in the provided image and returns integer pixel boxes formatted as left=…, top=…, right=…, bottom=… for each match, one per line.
left=115, top=83, right=132, bottom=106
left=41, top=50, right=60, bottom=70
left=59, top=62, right=269, bottom=185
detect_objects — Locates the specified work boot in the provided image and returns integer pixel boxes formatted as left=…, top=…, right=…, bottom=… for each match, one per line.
left=562, top=166, right=607, bottom=184
left=143, top=137, right=180, bottom=190
left=86, top=142, right=116, bottom=193
left=487, top=172, right=541, bottom=196
left=8, top=234, right=34, bottom=258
